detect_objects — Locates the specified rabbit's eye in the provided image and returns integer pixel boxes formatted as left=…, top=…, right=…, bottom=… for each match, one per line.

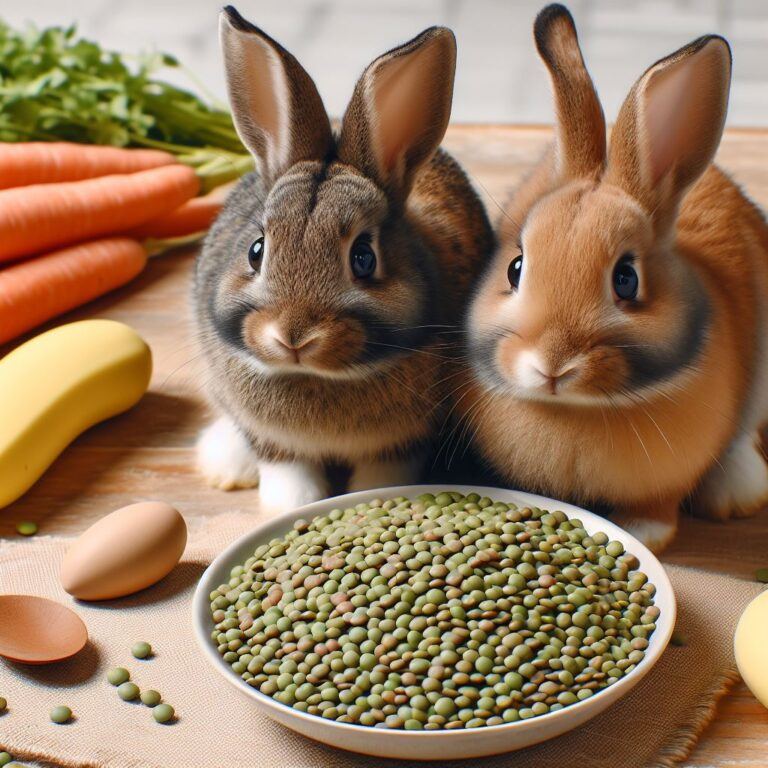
left=508, top=254, right=523, bottom=290
left=248, top=236, right=265, bottom=272
left=350, top=236, right=377, bottom=280
left=613, top=254, right=639, bottom=301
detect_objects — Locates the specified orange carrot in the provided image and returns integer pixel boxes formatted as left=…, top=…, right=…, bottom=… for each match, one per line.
left=0, top=143, right=176, bottom=190
left=126, top=182, right=232, bottom=239
left=0, top=238, right=147, bottom=345
left=0, top=164, right=199, bottom=264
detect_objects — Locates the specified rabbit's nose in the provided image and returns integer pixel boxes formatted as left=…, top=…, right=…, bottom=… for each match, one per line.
left=265, top=324, right=319, bottom=363
left=517, top=351, right=578, bottom=394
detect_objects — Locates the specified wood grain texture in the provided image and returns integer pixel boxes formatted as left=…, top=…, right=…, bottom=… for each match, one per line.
left=1, top=126, right=767, bottom=765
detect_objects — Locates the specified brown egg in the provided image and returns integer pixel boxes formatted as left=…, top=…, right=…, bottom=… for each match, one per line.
left=60, top=501, right=187, bottom=601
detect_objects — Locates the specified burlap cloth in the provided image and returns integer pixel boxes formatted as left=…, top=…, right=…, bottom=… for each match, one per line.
left=0, top=511, right=763, bottom=768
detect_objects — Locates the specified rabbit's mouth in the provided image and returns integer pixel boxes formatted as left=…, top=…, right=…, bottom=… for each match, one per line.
left=211, top=291, right=439, bottom=380
left=233, top=352, right=386, bottom=381
left=510, top=349, right=582, bottom=397
left=469, top=327, right=632, bottom=406
left=235, top=303, right=390, bottom=379
left=245, top=322, right=366, bottom=376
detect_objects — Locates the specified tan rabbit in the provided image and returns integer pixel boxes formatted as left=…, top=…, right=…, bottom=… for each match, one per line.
left=194, top=7, right=493, bottom=513
left=461, top=3, right=768, bottom=551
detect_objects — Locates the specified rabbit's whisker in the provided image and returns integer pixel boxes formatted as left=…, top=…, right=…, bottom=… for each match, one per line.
left=160, top=351, right=209, bottom=388
left=366, top=341, right=453, bottom=360
left=465, top=168, right=522, bottom=232
left=446, top=388, right=493, bottom=469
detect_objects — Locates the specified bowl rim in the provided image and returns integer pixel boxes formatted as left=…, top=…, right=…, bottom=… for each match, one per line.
left=192, top=484, right=676, bottom=740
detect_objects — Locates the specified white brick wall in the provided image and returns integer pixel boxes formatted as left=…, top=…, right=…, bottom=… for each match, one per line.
left=3, top=0, right=766, bottom=125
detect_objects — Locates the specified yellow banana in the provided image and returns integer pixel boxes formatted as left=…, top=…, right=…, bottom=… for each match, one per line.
left=0, top=319, right=151, bottom=508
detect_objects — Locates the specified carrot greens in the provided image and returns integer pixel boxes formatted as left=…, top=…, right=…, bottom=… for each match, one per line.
left=0, top=20, right=252, bottom=190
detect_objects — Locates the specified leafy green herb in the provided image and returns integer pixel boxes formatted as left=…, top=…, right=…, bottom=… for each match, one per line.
left=0, top=20, right=252, bottom=190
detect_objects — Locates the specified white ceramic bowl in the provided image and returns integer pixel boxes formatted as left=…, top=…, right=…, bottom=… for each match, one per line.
left=193, top=485, right=675, bottom=760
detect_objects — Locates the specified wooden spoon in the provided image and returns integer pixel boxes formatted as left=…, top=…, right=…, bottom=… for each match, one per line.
left=0, top=595, right=88, bottom=664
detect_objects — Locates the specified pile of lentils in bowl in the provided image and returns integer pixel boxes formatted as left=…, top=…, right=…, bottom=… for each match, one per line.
left=209, top=492, right=658, bottom=730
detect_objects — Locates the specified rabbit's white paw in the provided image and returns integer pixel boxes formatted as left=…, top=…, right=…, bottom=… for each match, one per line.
left=616, top=518, right=677, bottom=553
left=696, top=435, right=768, bottom=520
left=258, top=461, right=328, bottom=515
left=196, top=417, right=260, bottom=490
left=348, top=456, right=423, bottom=492
left=611, top=497, right=678, bottom=553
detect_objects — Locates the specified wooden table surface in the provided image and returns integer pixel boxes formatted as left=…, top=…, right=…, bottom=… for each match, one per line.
left=1, top=126, right=767, bottom=766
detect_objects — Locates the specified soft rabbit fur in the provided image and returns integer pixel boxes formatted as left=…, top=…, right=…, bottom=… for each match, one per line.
left=195, top=7, right=493, bottom=513
left=462, top=4, right=768, bottom=551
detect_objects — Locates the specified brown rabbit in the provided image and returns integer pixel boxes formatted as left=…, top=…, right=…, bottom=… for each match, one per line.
left=462, top=3, right=768, bottom=551
left=194, top=7, right=493, bottom=514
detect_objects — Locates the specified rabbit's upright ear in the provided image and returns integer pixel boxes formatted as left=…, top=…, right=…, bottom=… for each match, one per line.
left=337, top=27, right=456, bottom=202
left=219, top=6, right=333, bottom=184
left=534, top=4, right=606, bottom=181
left=606, top=35, right=731, bottom=226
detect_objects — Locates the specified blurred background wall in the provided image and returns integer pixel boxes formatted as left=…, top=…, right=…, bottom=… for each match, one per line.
left=4, top=0, right=766, bottom=125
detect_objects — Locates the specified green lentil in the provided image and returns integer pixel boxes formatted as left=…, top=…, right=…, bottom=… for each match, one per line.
left=117, top=682, right=140, bottom=701
left=755, top=568, right=768, bottom=584
left=131, top=641, right=152, bottom=659
left=153, top=703, right=175, bottom=723
left=210, top=492, right=657, bottom=730
left=49, top=705, right=72, bottom=724
left=15, top=521, right=37, bottom=536
left=0, top=753, right=11, bottom=768
left=0, top=697, right=6, bottom=712
left=107, top=667, right=130, bottom=686
left=141, top=690, right=162, bottom=706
